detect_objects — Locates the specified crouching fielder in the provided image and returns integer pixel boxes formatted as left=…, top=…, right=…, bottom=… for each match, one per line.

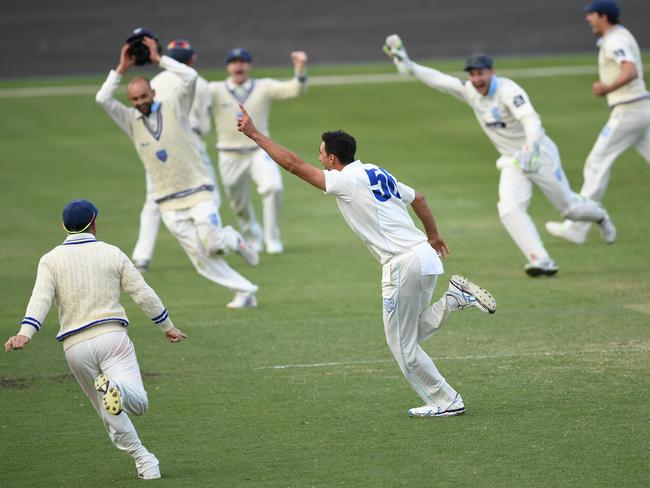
left=237, top=104, right=496, bottom=417
left=4, top=199, right=187, bottom=480
left=384, top=35, right=616, bottom=277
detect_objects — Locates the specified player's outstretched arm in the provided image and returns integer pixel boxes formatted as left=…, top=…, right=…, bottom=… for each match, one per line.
left=237, top=104, right=325, bottom=190
left=411, top=192, right=450, bottom=257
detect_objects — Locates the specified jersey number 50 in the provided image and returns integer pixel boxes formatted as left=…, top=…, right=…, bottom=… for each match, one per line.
left=365, top=167, right=401, bottom=202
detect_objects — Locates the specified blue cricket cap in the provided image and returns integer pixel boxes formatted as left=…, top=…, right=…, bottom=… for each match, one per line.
left=583, top=0, right=620, bottom=20
left=126, top=27, right=157, bottom=43
left=464, top=53, right=493, bottom=71
left=167, top=39, right=194, bottom=64
left=226, top=48, right=252, bottom=64
left=62, top=199, right=99, bottom=233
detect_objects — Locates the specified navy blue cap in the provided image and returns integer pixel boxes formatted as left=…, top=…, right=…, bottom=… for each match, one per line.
left=62, top=199, right=99, bottom=233
left=166, top=39, right=194, bottom=64
left=464, top=53, right=493, bottom=71
left=583, top=0, right=620, bottom=19
left=226, top=48, right=252, bottom=64
left=126, top=27, right=157, bottom=43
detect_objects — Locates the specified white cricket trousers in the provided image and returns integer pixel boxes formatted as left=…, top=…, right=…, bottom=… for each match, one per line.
left=132, top=142, right=221, bottom=264
left=64, top=331, right=151, bottom=460
left=497, top=136, right=606, bottom=262
left=566, top=98, right=650, bottom=237
left=218, top=148, right=283, bottom=249
left=381, top=249, right=458, bottom=409
left=160, top=199, right=258, bottom=293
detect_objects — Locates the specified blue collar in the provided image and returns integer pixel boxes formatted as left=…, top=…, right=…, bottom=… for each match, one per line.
left=486, top=76, right=499, bottom=98
left=62, top=232, right=97, bottom=245
left=151, top=101, right=161, bottom=113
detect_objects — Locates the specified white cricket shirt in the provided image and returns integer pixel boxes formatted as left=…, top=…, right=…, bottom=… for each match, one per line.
left=323, top=160, right=443, bottom=275
left=412, top=63, right=546, bottom=157
left=597, top=25, right=648, bottom=107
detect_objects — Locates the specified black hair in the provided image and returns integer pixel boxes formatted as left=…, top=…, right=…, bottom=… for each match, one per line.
left=321, top=130, right=356, bottom=164
left=597, top=11, right=620, bottom=25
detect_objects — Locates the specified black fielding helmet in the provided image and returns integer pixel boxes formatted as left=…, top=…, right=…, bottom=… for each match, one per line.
left=126, top=27, right=162, bottom=66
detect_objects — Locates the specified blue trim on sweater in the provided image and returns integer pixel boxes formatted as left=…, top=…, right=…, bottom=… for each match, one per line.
left=56, top=318, right=129, bottom=341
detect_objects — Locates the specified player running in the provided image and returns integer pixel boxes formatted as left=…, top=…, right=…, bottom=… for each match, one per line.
left=131, top=37, right=221, bottom=272
left=4, top=199, right=187, bottom=480
left=237, top=104, right=496, bottom=418
left=96, top=37, right=260, bottom=309
left=546, top=0, right=650, bottom=244
left=383, top=35, right=616, bottom=277
left=209, top=48, right=308, bottom=254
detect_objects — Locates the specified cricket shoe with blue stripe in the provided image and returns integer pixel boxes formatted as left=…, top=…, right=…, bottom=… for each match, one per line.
left=408, top=394, right=465, bottom=418
left=95, top=373, right=122, bottom=415
left=447, top=275, right=496, bottom=314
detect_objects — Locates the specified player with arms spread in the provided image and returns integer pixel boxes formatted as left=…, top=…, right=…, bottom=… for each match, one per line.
left=546, top=0, right=650, bottom=244
left=209, top=48, right=308, bottom=255
left=237, top=104, right=496, bottom=418
left=384, top=35, right=616, bottom=277
left=96, top=36, right=260, bottom=309
left=4, top=199, right=186, bottom=480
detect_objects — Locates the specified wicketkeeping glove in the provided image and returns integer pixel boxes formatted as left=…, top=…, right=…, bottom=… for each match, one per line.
left=514, top=143, right=541, bottom=174
left=383, top=34, right=413, bottom=76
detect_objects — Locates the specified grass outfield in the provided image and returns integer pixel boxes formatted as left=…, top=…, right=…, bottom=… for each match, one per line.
left=1, top=56, right=649, bottom=487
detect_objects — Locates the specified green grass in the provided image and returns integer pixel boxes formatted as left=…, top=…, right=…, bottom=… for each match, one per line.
left=1, top=55, right=649, bottom=487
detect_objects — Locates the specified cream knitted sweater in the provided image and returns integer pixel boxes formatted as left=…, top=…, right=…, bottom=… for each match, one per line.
left=17, top=233, right=174, bottom=350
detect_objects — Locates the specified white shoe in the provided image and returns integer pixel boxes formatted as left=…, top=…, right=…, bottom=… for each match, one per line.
left=447, top=275, right=496, bottom=314
left=598, top=212, right=616, bottom=244
left=524, top=258, right=559, bottom=277
left=94, top=373, right=122, bottom=415
left=265, top=240, right=284, bottom=255
left=237, top=238, right=260, bottom=266
left=136, top=453, right=161, bottom=480
left=408, top=394, right=465, bottom=418
left=545, top=220, right=588, bottom=245
left=227, top=292, right=257, bottom=309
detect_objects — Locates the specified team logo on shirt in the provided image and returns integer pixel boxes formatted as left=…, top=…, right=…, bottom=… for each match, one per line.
left=156, top=149, right=168, bottom=162
left=613, top=49, right=626, bottom=59
left=384, top=298, right=395, bottom=314
left=513, top=95, right=526, bottom=107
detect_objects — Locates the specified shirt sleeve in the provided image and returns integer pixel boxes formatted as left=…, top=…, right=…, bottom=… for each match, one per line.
left=323, top=169, right=357, bottom=202
left=159, top=55, right=198, bottom=118
left=191, top=79, right=213, bottom=136
left=264, top=77, right=306, bottom=101
left=17, top=257, right=56, bottom=339
left=411, top=62, right=468, bottom=102
left=604, top=37, right=635, bottom=65
left=502, top=82, right=544, bottom=147
left=119, top=251, right=174, bottom=332
left=95, top=70, right=134, bottom=137
left=397, top=182, right=416, bottom=205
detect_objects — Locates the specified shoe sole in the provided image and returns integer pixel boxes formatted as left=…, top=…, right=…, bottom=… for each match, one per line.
left=95, top=374, right=122, bottom=415
left=449, top=275, right=496, bottom=314
left=408, top=407, right=466, bottom=418
left=525, top=267, right=559, bottom=278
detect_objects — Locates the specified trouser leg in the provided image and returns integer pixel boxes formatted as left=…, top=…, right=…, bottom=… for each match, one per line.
left=64, top=332, right=149, bottom=459
left=497, top=164, right=551, bottom=263
left=382, top=254, right=458, bottom=409
left=132, top=174, right=160, bottom=264
left=218, top=151, right=263, bottom=247
left=531, top=138, right=606, bottom=222
left=190, top=199, right=242, bottom=255
left=161, top=207, right=258, bottom=293
left=198, top=141, right=221, bottom=210
left=250, top=150, right=284, bottom=249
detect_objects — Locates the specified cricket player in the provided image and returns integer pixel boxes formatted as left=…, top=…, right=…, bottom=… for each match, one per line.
left=4, top=199, right=187, bottom=480
left=96, top=37, right=259, bottom=309
left=546, top=0, right=650, bottom=244
left=132, top=38, right=221, bottom=271
left=209, top=48, right=308, bottom=254
left=384, top=35, right=616, bottom=277
left=236, top=104, right=497, bottom=417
